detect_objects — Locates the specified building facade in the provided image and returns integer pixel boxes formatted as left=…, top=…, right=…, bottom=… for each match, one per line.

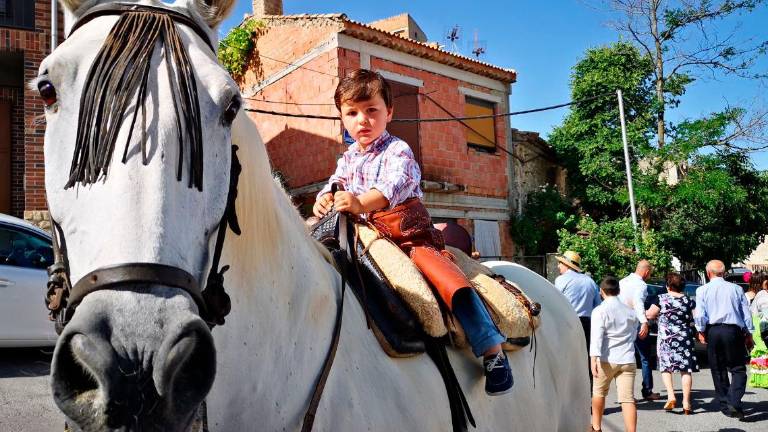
left=0, top=0, right=60, bottom=227
left=242, top=1, right=520, bottom=257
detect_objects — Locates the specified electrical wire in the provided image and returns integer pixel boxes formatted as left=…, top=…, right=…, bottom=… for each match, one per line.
left=243, top=91, right=616, bottom=123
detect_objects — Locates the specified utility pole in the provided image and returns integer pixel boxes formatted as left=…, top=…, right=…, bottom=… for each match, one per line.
left=617, top=90, right=639, bottom=244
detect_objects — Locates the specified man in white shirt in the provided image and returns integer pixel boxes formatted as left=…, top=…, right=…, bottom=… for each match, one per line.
left=619, top=260, right=659, bottom=401
left=591, top=276, right=639, bottom=432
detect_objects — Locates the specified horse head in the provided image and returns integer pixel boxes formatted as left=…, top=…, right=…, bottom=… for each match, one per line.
left=40, top=1, right=237, bottom=430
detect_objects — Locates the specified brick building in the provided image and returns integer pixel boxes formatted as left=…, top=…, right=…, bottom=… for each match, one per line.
left=242, top=0, right=520, bottom=257
left=0, top=0, right=61, bottom=226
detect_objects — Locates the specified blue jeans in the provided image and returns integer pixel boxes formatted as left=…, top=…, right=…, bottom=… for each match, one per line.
left=452, top=288, right=506, bottom=357
left=635, top=335, right=655, bottom=396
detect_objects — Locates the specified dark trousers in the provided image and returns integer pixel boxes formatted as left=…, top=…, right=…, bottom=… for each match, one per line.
left=579, top=316, right=591, bottom=350
left=579, top=316, right=592, bottom=385
left=635, top=335, right=656, bottom=396
left=707, top=324, right=748, bottom=410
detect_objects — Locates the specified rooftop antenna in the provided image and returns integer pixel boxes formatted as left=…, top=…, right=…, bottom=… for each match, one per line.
left=471, top=29, right=486, bottom=59
left=444, top=25, right=461, bottom=53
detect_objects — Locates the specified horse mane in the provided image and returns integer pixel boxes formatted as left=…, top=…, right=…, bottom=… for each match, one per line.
left=226, top=113, right=332, bottom=277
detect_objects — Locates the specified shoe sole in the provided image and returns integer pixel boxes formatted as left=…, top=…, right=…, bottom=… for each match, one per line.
left=486, top=386, right=513, bottom=396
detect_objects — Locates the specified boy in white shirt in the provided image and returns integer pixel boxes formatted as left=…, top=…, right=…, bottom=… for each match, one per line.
left=590, top=276, right=639, bottom=432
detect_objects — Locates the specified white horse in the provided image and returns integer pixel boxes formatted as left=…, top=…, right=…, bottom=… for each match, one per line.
left=41, top=1, right=589, bottom=430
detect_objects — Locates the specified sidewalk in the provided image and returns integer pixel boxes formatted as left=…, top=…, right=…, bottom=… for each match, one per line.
left=599, top=368, right=768, bottom=432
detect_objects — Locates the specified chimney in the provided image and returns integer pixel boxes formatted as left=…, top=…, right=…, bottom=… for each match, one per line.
left=252, top=0, right=283, bottom=16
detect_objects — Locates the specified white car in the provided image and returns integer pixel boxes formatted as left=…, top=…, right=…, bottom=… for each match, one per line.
left=0, top=213, right=58, bottom=347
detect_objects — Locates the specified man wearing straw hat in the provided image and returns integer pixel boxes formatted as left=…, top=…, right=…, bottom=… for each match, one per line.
left=555, top=251, right=601, bottom=349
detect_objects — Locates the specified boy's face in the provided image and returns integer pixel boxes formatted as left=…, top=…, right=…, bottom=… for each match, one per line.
left=340, top=94, right=393, bottom=148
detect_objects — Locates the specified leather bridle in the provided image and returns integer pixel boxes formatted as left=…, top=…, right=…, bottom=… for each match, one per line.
left=44, top=3, right=240, bottom=332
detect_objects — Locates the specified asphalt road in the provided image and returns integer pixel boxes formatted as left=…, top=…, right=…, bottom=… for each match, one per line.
left=0, top=348, right=62, bottom=432
left=1, top=347, right=767, bottom=431
left=599, top=361, right=768, bottom=432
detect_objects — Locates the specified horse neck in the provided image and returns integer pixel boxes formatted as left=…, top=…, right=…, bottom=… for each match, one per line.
left=220, top=117, right=340, bottom=343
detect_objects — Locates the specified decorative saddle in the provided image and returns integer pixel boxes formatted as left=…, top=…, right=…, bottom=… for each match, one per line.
left=309, top=210, right=542, bottom=357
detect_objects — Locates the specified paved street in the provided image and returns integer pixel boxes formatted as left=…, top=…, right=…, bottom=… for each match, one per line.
left=1, top=347, right=767, bottom=431
left=600, top=363, right=768, bottom=432
left=0, top=348, right=62, bottom=432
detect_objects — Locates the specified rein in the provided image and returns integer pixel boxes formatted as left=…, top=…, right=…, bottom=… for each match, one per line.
left=44, top=3, right=239, bottom=331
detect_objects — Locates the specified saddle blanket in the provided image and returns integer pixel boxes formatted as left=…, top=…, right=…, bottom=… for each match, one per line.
left=355, top=225, right=540, bottom=352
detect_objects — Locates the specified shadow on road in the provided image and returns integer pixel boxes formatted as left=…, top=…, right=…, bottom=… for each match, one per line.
left=0, top=347, right=52, bottom=378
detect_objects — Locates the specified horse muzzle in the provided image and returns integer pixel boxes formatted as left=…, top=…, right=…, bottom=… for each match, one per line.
left=50, top=285, right=216, bottom=432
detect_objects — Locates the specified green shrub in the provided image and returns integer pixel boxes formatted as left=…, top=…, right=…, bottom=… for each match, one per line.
left=557, top=215, right=671, bottom=281
left=218, top=19, right=263, bottom=79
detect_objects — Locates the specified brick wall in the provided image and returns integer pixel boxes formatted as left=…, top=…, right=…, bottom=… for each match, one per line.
left=370, top=57, right=509, bottom=199
left=241, top=18, right=343, bottom=87
left=0, top=0, right=62, bottom=218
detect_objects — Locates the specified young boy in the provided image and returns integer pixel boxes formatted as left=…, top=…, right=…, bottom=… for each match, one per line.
left=590, top=276, right=639, bottom=432
left=313, top=69, right=513, bottom=395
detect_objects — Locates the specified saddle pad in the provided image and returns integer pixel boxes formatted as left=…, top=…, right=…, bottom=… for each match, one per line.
left=356, top=225, right=447, bottom=338
left=446, top=247, right=541, bottom=352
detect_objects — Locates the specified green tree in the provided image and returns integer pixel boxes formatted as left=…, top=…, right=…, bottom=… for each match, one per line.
left=557, top=215, right=672, bottom=282
left=601, top=0, right=768, bottom=149
left=509, top=186, right=575, bottom=255
left=549, top=42, right=656, bottom=219
left=550, top=41, right=768, bottom=270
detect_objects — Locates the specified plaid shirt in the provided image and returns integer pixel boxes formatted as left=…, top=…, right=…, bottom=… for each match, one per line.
left=318, top=131, right=423, bottom=209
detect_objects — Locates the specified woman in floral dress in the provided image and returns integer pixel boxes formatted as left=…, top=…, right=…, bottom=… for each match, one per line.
left=646, top=272, right=699, bottom=414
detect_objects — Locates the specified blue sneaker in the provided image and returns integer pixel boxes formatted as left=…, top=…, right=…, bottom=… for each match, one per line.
left=483, top=351, right=513, bottom=396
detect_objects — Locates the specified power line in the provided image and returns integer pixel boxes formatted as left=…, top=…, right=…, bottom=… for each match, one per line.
left=243, top=91, right=616, bottom=122
left=258, top=53, right=340, bottom=79
left=243, top=96, right=337, bottom=106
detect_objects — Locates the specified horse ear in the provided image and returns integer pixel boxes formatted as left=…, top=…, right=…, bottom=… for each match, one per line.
left=192, top=0, right=237, bottom=28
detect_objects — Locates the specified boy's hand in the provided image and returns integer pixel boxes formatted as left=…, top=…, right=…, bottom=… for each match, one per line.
left=312, top=193, right=334, bottom=217
left=333, top=191, right=364, bottom=215
left=590, top=357, right=600, bottom=378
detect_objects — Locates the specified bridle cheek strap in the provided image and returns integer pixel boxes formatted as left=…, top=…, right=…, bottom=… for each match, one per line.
left=45, top=145, right=242, bottom=332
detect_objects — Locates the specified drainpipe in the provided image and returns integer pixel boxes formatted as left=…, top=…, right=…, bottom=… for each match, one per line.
left=51, top=0, right=58, bottom=51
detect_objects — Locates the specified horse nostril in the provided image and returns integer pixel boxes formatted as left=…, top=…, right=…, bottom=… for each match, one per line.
left=154, top=321, right=216, bottom=410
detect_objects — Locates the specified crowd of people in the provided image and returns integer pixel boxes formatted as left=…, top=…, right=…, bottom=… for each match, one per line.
left=554, top=252, right=768, bottom=432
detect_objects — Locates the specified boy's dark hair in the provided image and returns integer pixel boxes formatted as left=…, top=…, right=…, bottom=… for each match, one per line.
left=334, top=69, right=392, bottom=110
left=600, top=276, right=620, bottom=296
left=666, top=272, right=685, bottom=293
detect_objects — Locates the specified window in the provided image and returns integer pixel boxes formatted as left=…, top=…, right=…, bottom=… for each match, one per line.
left=0, top=226, right=53, bottom=269
left=0, top=0, right=35, bottom=29
left=464, top=96, right=496, bottom=151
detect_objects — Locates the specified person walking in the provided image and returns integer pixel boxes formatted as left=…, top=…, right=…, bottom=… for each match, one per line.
left=695, top=260, right=754, bottom=419
left=646, top=272, right=699, bottom=414
left=554, top=251, right=601, bottom=349
left=590, top=276, right=639, bottom=432
left=748, top=271, right=768, bottom=389
left=619, top=259, right=660, bottom=401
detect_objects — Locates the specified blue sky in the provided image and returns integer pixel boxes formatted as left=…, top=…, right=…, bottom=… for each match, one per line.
left=220, top=1, right=768, bottom=169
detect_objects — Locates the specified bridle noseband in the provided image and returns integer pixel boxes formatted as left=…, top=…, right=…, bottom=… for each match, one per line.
left=44, top=3, right=240, bottom=332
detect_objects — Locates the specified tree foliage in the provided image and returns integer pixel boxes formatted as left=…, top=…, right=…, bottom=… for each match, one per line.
left=551, top=40, right=768, bottom=271
left=601, top=0, right=768, bottom=150
left=218, top=19, right=263, bottom=80
left=549, top=42, right=656, bottom=218
left=557, top=215, right=672, bottom=282
left=509, top=186, right=575, bottom=255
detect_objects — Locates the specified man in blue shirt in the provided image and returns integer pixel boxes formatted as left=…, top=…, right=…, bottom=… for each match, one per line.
left=696, top=260, right=754, bottom=419
left=554, top=251, right=601, bottom=349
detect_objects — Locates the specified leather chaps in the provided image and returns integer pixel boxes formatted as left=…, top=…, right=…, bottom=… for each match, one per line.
left=369, top=198, right=473, bottom=310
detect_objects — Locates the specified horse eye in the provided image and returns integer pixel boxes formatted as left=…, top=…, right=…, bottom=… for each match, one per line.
left=222, top=97, right=241, bottom=126
left=37, top=80, right=58, bottom=107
